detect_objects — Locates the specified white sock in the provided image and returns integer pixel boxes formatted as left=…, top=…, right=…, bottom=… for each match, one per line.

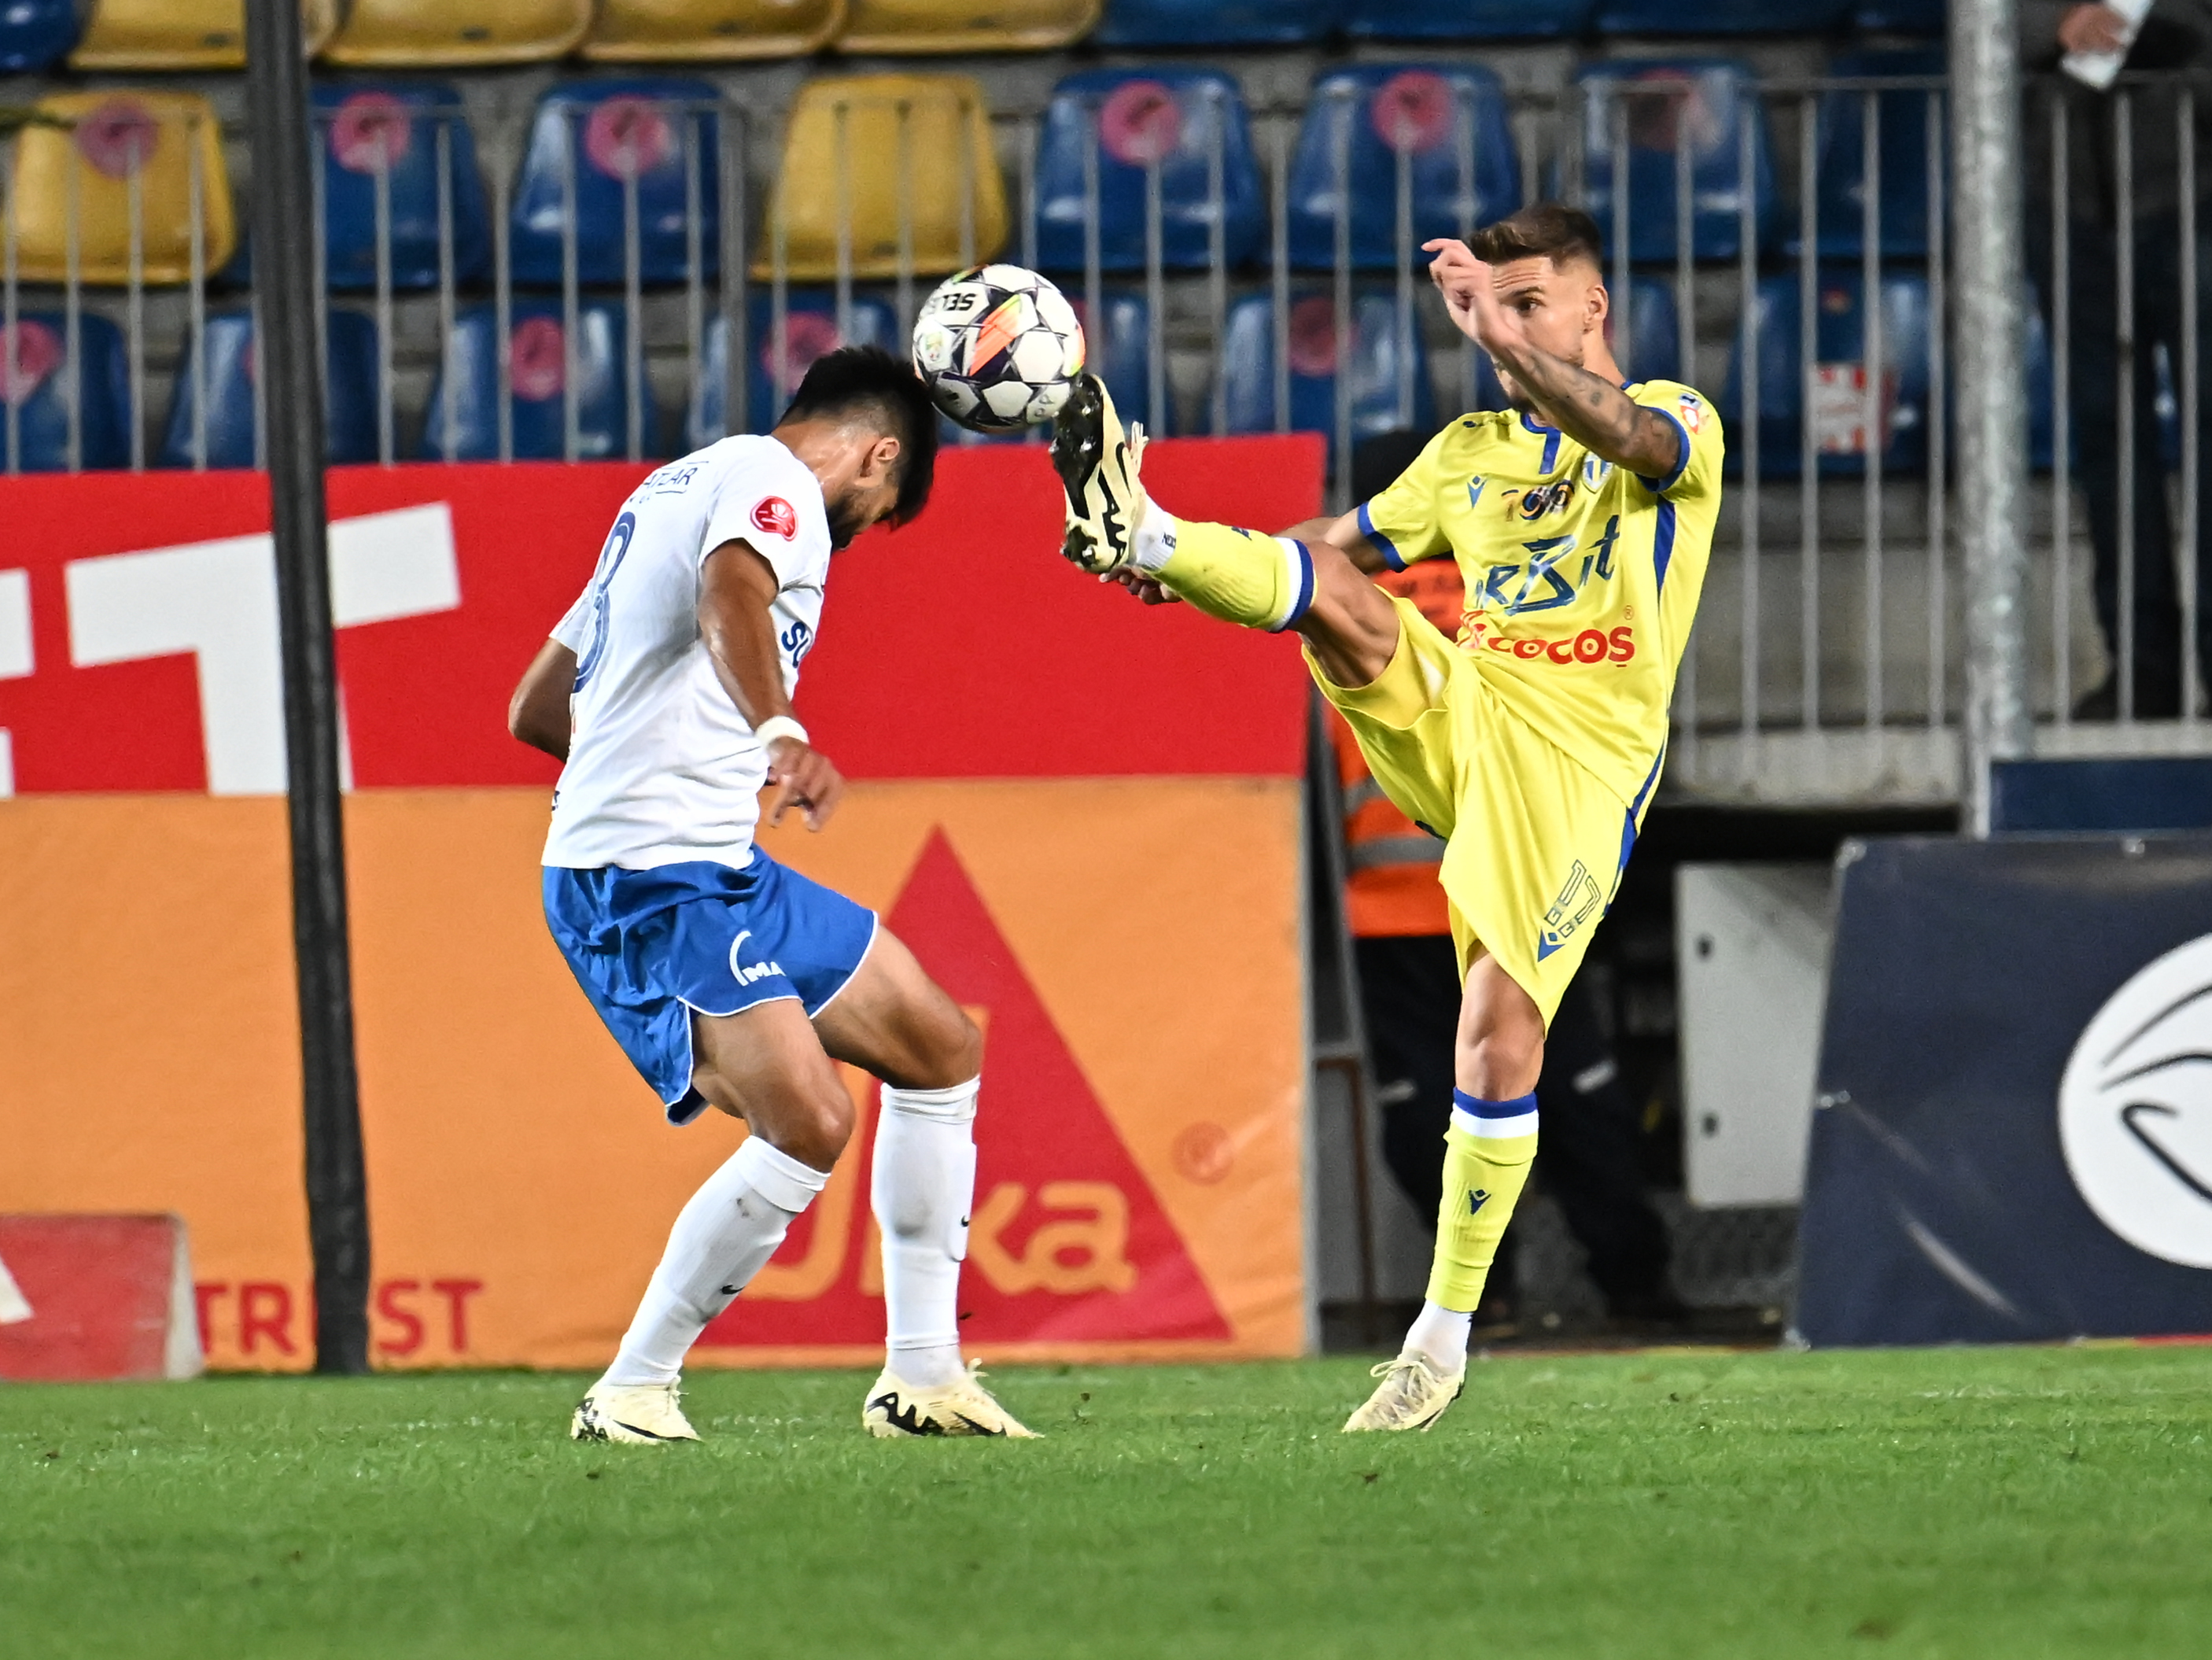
left=1403, top=1299, right=1473, bottom=1373
left=1130, top=506, right=1175, bottom=573
left=872, top=1076, right=979, bottom=1389
left=599, top=1135, right=829, bottom=1389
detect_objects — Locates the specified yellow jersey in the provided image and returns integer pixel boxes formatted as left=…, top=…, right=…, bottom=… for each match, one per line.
left=1355, top=379, right=1724, bottom=806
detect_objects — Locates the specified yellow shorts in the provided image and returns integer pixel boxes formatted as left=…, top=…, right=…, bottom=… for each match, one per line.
left=1311, top=596, right=1641, bottom=1025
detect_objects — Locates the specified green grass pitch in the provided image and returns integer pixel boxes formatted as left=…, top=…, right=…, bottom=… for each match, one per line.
left=5, top=1345, right=2210, bottom=1658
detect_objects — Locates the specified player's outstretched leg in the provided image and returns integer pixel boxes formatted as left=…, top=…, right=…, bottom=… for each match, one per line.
left=815, top=931, right=1038, bottom=1439
left=573, top=998, right=846, bottom=1444
left=1346, top=954, right=1543, bottom=1433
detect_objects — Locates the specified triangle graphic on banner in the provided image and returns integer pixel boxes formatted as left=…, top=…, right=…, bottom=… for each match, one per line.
left=701, top=827, right=1231, bottom=1348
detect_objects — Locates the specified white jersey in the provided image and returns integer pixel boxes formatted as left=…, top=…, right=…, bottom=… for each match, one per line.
left=543, top=435, right=831, bottom=871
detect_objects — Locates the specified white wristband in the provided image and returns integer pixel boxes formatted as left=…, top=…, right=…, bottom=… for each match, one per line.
left=754, top=714, right=809, bottom=751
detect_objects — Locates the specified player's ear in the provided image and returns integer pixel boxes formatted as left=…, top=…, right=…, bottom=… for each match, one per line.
left=1586, top=275, right=1609, bottom=339
left=870, top=433, right=901, bottom=478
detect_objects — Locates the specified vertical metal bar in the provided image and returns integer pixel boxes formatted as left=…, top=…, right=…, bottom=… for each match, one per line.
left=2116, top=93, right=2136, bottom=722
left=63, top=140, right=79, bottom=473
left=1952, top=0, right=2033, bottom=831
left=1333, top=85, right=1353, bottom=510
left=1393, top=126, right=1414, bottom=426
left=723, top=105, right=746, bottom=439
left=684, top=110, right=702, bottom=449
left=1083, top=101, right=1103, bottom=423
left=2053, top=94, right=2073, bottom=723
left=1144, top=159, right=1165, bottom=435
left=833, top=100, right=853, bottom=340
left=1739, top=104, right=1761, bottom=742
left=493, top=120, right=514, bottom=463
left=1611, top=90, right=1631, bottom=378
left=437, top=118, right=457, bottom=465
left=894, top=102, right=916, bottom=341
left=2182, top=91, right=2200, bottom=724
left=1019, top=113, right=1038, bottom=271
left=125, top=162, right=143, bottom=471
left=310, top=106, right=327, bottom=455
left=1458, top=87, right=1478, bottom=413
left=1800, top=94, right=1821, bottom=730
left=1862, top=90, right=1884, bottom=732
left=1209, top=89, right=1228, bottom=437
left=562, top=106, right=581, bottom=464
left=957, top=86, right=975, bottom=269
left=771, top=129, right=789, bottom=424
left=1926, top=87, right=1950, bottom=727
left=189, top=117, right=207, bottom=471
left=5, top=148, right=19, bottom=476
left=250, top=286, right=267, bottom=472
left=1674, top=90, right=1698, bottom=749
left=1271, top=115, right=1290, bottom=434
left=622, top=151, right=643, bottom=463
left=373, top=142, right=393, bottom=466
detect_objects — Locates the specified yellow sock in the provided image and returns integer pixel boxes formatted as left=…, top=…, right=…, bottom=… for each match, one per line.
left=1424, top=1090, right=1539, bottom=1314
left=1144, top=515, right=1317, bottom=633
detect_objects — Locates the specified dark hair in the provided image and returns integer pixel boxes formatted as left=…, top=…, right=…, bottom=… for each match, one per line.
left=1469, top=201, right=1605, bottom=274
left=778, top=344, right=940, bottom=526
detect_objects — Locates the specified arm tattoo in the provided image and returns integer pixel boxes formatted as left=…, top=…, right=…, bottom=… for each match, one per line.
left=1490, top=337, right=1683, bottom=479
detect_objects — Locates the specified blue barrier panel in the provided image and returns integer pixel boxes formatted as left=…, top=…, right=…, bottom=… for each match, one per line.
left=1991, top=758, right=2212, bottom=836
left=1797, top=835, right=2212, bottom=1346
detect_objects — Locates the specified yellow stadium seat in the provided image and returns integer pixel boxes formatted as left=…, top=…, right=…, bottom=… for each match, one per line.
left=320, top=0, right=590, bottom=66
left=70, top=0, right=337, bottom=70
left=9, top=93, right=237, bottom=286
left=836, top=0, right=1099, bottom=53
left=583, top=0, right=847, bottom=61
left=760, top=76, right=1007, bottom=282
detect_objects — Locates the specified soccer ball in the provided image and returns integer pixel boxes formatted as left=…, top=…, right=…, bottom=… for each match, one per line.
left=911, top=264, right=1086, bottom=433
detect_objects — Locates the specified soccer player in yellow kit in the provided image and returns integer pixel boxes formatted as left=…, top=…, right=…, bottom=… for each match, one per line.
left=1049, top=202, right=1723, bottom=1431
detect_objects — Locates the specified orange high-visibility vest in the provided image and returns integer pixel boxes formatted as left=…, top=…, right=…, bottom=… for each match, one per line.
left=1333, top=558, right=1467, bottom=939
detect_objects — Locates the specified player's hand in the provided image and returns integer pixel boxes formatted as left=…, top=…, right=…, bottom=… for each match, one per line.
left=2058, top=2, right=2129, bottom=53
left=1104, top=568, right=1182, bottom=606
left=1421, top=238, right=1519, bottom=357
left=765, top=737, right=845, bottom=832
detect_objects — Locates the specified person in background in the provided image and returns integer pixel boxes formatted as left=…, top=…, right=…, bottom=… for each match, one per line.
left=1333, top=430, right=1685, bottom=1333
left=2025, top=2, right=2212, bottom=718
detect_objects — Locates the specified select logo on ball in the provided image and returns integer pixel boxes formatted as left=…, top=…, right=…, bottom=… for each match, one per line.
left=751, top=496, right=798, bottom=540
left=2058, top=933, right=2212, bottom=1267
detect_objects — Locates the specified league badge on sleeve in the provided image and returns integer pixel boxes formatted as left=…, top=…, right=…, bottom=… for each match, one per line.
left=752, top=496, right=798, bottom=540
left=1676, top=393, right=1705, bottom=434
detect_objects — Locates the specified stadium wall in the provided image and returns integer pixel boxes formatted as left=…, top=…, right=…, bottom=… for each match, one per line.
left=0, top=436, right=1322, bottom=1370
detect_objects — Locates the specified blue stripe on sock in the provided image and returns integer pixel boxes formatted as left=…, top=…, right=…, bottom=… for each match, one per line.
left=1273, top=538, right=1317, bottom=632
left=1451, top=1089, right=1537, bottom=1121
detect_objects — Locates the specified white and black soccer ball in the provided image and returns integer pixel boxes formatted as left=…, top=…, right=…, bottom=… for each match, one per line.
left=911, top=264, right=1086, bottom=433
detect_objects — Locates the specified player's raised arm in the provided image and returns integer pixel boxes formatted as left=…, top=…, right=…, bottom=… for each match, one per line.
left=698, top=538, right=845, bottom=831
left=508, top=639, right=578, bottom=761
left=1423, top=236, right=1682, bottom=483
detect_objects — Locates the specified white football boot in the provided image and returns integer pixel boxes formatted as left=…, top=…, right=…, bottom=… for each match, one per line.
left=863, top=1361, right=1040, bottom=1439
left=1341, top=1353, right=1465, bottom=1433
left=570, top=1380, right=701, bottom=1444
left=1049, top=372, right=1148, bottom=576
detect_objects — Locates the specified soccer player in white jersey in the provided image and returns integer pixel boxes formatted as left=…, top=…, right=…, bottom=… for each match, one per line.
left=508, top=346, right=1034, bottom=1443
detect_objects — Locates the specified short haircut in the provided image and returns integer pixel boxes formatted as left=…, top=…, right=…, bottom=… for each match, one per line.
left=1469, top=202, right=1605, bottom=274
left=779, top=344, right=940, bottom=526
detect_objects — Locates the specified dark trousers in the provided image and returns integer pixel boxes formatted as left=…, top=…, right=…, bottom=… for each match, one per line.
left=2033, top=212, right=2212, bottom=710
left=1355, top=933, right=1672, bottom=1312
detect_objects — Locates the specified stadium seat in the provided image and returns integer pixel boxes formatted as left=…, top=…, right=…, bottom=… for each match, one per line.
left=1721, top=269, right=1934, bottom=477
left=1288, top=65, right=1519, bottom=271
left=0, top=0, right=81, bottom=72
left=684, top=290, right=900, bottom=448
left=1095, top=0, right=1334, bottom=46
left=1220, top=288, right=1432, bottom=452
left=1851, top=0, right=1945, bottom=31
left=509, top=81, right=721, bottom=289
left=582, top=0, right=845, bottom=61
left=1342, top=0, right=1591, bottom=39
left=1799, top=50, right=1945, bottom=259
left=315, top=85, right=491, bottom=292
left=1590, top=0, right=1847, bottom=31
left=70, top=0, right=334, bottom=68
left=1572, top=62, right=1777, bottom=264
left=321, top=0, right=590, bottom=66
left=157, top=309, right=382, bottom=470
left=421, top=300, right=657, bottom=461
left=9, top=93, right=238, bottom=286
left=837, top=0, right=1099, bottom=53
left=1073, top=290, right=1174, bottom=435
left=1033, top=70, right=1265, bottom=274
left=760, top=76, right=1007, bottom=281
left=0, top=313, right=130, bottom=470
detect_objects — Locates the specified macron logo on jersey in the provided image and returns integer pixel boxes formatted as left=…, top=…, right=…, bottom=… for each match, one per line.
left=751, top=496, right=798, bottom=540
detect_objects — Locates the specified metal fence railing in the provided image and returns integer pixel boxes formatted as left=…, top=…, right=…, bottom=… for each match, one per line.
left=6, top=70, right=2211, bottom=787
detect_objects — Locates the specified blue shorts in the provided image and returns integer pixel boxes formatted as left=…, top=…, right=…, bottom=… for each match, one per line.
left=543, top=854, right=879, bottom=1125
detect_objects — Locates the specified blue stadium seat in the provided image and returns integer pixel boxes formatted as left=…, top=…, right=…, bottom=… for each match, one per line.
left=315, top=84, right=491, bottom=292
left=1572, top=61, right=1778, bottom=264
left=1094, top=0, right=1336, bottom=45
left=1033, top=70, right=1266, bottom=274
left=684, top=290, right=900, bottom=449
left=421, top=299, right=655, bottom=460
left=2027, top=297, right=2056, bottom=473
left=0, top=0, right=79, bottom=70
left=1074, top=289, right=1174, bottom=436
left=1343, top=0, right=1589, bottom=38
left=1220, top=287, right=1432, bottom=452
left=1721, top=269, right=1935, bottom=477
left=509, top=79, right=720, bottom=288
left=1851, top=0, right=1944, bottom=31
left=1799, top=50, right=1945, bottom=258
left=1288, top=65, right=1519, bottom=272
left=159, top=309, right=382, bottom=468
left=0, top=313, right=129, bottom=470
left=1591, top=0, right=1847, bottom=31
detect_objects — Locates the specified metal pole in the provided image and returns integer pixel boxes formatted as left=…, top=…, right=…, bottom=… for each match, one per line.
left=245, top=0, right=370, bottom=1375
left=1950, top=0, right=2032, bottom=834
